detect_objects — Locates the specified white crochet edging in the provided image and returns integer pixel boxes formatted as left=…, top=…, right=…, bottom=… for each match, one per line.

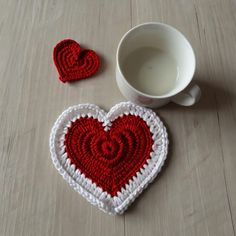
left=49, top=102, right=168, bottom=214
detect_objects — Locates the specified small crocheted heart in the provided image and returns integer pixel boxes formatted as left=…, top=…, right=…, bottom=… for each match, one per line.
left=49, top=102, right=168, bottom=214
left=53, top=39, right=100, bottom=82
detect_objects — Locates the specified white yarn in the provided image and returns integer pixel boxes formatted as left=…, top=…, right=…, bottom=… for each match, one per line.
left=49, top=102, right=168, bottom=214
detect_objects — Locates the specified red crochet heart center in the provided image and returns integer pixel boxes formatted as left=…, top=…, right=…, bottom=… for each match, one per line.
left=53, top=39, right=100, bottom=82
left=65, top=115, right=154, bottom=196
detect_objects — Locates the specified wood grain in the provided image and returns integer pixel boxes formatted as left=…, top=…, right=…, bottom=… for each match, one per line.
left=0, top=0, right=236, bottom=235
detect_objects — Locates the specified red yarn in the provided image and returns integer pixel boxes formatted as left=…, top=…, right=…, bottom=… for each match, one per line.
left=53, top=39, right=100, bottom=83
left=64, top=115, right=154, bottom=197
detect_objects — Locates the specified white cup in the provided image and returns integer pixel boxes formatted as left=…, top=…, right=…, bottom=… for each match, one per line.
left=116, top=22, right=201, bottom=108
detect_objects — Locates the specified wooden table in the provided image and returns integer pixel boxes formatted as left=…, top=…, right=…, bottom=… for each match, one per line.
left=1, top=0, right=236, bottom=235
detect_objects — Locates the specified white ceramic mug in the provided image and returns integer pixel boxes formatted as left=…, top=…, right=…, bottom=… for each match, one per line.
left=116, top=22, right=201, bottom=108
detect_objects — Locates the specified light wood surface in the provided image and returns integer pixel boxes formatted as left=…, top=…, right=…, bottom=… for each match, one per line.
left=0, top=0, right=236, bottom=235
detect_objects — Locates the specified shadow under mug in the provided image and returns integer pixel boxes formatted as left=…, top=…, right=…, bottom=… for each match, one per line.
left=116, top=22, right=201, bottom=108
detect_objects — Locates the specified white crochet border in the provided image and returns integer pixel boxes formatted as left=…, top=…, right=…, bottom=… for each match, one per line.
left=49, top=102, right=168, bottom=214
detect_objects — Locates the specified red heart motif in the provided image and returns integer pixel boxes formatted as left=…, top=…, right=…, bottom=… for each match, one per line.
left=50, top=102, right=168, bottom=214
left=65, top=115, right=153, bottom=196
left=53, top=39, right=100, bottom=83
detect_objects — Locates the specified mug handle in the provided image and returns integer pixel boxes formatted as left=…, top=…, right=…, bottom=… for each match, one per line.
left=171, top=84, right=201, bottom=106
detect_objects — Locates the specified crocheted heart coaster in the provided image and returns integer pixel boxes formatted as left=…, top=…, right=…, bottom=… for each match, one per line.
left=49, top=102, right=168, bottom=214
left=53, top=39, right=100, bottom=83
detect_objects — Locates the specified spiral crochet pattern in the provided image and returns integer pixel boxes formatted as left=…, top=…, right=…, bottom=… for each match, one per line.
left=65, top=115, right=153, bottom=196
left=53, top=39, right=100, bottom=82
left=49, top=102, right=168, bottom=214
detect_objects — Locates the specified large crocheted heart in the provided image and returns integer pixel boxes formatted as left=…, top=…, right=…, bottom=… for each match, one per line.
left=53, top=39, right=100, bottom=82
left=50, top=102, right=168, bottom=214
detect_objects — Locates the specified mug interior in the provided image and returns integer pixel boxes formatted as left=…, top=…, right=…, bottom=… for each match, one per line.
left=117, top=23, right=196, bottom=98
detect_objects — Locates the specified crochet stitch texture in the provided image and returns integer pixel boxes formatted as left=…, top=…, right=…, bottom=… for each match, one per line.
left=53, top=39, right=100, bottom=82
left=49, top=102, right=168, bottom=214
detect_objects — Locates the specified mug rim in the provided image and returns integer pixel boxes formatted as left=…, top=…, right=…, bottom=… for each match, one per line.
left=116, top=22, right=196, bottom=99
